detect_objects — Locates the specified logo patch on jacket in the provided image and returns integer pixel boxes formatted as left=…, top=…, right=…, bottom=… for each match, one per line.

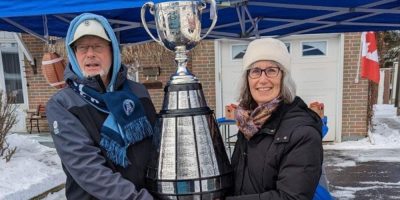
left=123, top=99, right=135, bottom=116
left=53, top=121, right=60, bottom=135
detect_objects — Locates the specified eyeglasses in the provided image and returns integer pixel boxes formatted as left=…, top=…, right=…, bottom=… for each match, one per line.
left=247, top=67, right=281, bottom=79
left=74, top=44, right=110, bottom=54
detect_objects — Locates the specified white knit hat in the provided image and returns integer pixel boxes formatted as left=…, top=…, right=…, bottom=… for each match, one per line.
left=69, top=19, right=111, bottom=45
left=243, top=38, right=291, bottom=71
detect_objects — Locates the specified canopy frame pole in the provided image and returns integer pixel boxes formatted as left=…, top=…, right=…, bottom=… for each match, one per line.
left=235, top=5, right=245, bottom=36
left=43, top=15, right=49, bottom=43
left=256, top=0, right=398, bottom=35
left=53, top=15, right=72, bottom=23
left=235, top=4, right=259, bottom=38
left=2, top=18, right=46, bottom=42
left=277, top=3, right=400, bottom=38
left=249, top=0, right=400, bottom=14
left=243, top=5, right=259, bottom=38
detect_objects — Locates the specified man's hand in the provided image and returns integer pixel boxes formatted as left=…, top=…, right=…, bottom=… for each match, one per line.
left=309, top=101, right=324, bottom=118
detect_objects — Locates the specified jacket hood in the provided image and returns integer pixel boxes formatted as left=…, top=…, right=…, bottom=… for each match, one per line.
left=65, top=13, right=121, bottom=92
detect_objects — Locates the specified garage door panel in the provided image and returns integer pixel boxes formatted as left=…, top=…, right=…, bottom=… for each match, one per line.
left=293, top=63, right=337, bottom=69
left=294, top=57, right=339, bottom=63
left=293, top=78, right=337, bottom=89
left=292, top=62, right=337, bottom=88
left=292, top=75, right=337, bottom=90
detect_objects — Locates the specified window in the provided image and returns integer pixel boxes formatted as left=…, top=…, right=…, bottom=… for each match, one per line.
left=231, top=44, right=247, bottom=60
left=2, top=51, right=24, bottom=103
left=284, top=42, right=291, bottom=53
left=302, top=41, right=327, bottom=56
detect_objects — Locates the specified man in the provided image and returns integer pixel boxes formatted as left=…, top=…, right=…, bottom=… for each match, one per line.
left=46, top=13, right=156, bottom=200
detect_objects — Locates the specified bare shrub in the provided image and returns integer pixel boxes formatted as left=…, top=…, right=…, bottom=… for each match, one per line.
left=0, top=91, right=18, bottom=162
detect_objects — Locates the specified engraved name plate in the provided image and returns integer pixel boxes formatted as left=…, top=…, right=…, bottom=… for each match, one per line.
left=177, top=117, right=198, bottom=179
left=178, top=91, right=189, bottom=109
left=189, top=90, right=200, bottom=108
left=167, top=91, right=178, bottom=110
left=159, top=118, right=176, bottom=179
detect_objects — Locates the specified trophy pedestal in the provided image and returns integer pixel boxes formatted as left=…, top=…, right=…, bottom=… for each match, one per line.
left=147, top=82, right=232, bottom=199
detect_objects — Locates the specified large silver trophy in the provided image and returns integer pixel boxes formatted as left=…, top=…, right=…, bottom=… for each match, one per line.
left=141, top=1, right=233, bottom=199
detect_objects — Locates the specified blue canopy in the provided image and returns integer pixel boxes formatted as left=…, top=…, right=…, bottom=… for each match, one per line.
left=0, top=0, right=399, bottom=44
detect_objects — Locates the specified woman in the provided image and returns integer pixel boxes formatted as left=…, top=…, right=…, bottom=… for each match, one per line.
left=227, top=38, right=323, bottom=200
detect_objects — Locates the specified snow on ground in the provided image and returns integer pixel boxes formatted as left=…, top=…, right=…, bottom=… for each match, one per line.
left=323, top=104, right=400, bottom=199
left=331, top=185, right=391, bottom=200
left=331, top=183, right=400, bottom=200
left=0, top=134, right=65, bottom=200
left=324, top=104, right=400, bottom=150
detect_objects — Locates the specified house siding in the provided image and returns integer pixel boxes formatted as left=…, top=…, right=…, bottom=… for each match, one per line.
left=342, top=32, right=369, bottom=140
left=22, top=35, right=56, bottom=132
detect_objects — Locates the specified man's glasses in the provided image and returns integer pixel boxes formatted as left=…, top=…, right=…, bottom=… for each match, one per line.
left=74, top=44, right=110, bottom=54
left=247, top=67, right=281, bottom=79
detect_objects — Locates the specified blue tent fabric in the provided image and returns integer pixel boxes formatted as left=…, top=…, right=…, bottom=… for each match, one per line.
left=0, top=0, right=398, bottom=44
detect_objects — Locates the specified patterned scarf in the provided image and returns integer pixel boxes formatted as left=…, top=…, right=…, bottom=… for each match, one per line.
left=235, top=97, right=281, bottom=140
left=68, top=80, right=153, bottom=167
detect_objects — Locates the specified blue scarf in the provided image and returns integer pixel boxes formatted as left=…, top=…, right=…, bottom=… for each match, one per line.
left=68, top=80, right=153, bottom=167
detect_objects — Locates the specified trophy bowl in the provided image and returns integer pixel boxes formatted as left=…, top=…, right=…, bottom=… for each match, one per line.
left=141, top=0, right=216, bottom=52
left=141, top=0, right=217, bottom=80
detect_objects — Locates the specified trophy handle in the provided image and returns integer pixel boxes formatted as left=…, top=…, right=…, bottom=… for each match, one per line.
left=141, top=2, right=162, bottom=44
left=200, top=0, right=218, bottom=40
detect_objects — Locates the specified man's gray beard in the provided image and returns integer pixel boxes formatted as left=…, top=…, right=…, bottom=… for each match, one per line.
left=83, top=70, right=105, bottom=78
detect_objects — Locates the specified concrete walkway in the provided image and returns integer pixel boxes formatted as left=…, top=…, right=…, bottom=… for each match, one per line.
left=16, top=132, right=54, bottom=148
left=375, top=117, right=400, bottom=130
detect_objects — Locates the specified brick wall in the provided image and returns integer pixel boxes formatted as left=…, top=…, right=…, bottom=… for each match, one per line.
left=130, top=42, right=176, bottom=111
left=22, top=34, right=56, bottom=132
left=132, top=40, right=216, bottom=112
left=190, top=40, right=216, bottom=110
left=342, top=32, right=369, bottom=140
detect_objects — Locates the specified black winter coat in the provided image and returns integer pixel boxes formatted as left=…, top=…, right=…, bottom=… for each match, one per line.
left=47, top=65, right=156, bottom=200
left=228, top=97, right=323, bottom=200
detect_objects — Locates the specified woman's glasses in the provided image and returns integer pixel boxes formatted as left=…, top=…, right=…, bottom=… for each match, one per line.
left=248, top=67, right=281, bottom=79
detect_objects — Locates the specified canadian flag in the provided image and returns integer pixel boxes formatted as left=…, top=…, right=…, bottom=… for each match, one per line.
left=360, top=31, right=380, bottom=83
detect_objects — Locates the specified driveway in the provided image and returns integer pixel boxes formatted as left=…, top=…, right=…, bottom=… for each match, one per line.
left=324, top=148, right=400, bottom=200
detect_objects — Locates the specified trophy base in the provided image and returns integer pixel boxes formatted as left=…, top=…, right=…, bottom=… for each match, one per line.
left=156, top=191, right=226, bottom=200
left=146, top=173, right=233, bottom=200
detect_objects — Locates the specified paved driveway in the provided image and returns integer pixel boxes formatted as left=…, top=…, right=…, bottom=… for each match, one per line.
left=324, top=148, right=400, bottom=200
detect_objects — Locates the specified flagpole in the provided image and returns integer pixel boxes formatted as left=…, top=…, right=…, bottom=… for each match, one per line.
left=355, top=31, right=380, bottom=145
left=354, top=32, right=363, bottom=83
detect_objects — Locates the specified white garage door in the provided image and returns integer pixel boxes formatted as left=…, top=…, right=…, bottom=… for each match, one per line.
left=215, top=34, right=343, bottom=142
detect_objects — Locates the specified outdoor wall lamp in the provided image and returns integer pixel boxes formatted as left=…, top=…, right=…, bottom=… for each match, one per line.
left=31, top=58, right=37, bottom=74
